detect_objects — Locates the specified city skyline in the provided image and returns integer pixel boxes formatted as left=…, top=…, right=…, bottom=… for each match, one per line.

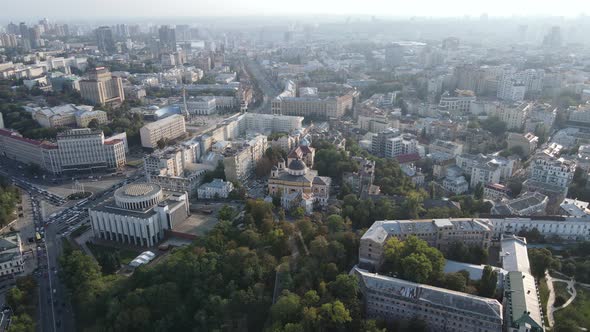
left=2, top=0, right=590, bottom=21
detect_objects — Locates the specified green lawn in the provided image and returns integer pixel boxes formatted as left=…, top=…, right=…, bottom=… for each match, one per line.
left=87, top=242, right=140, bottom=265
left=538, top=277, right=550, bottom=327
left=554, top=286, right=590, bottom=330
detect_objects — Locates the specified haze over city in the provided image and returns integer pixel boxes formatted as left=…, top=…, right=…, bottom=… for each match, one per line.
left=2, top=2, right=590, bottom=332
left=3, top=0, right=590, bottom=20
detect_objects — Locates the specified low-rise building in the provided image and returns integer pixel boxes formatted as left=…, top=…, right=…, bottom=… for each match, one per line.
left=443, top=175, right=469, bottom=194
left=560, top=198, right=590, bottom=217
left=0, top=232, right=25, bottom=277
left=491, top=192, right=548, bottom=216
left=197, top=179, right=234, bottom=199
left=429, top=139, right=463, bottom=157
left=484, top=183, right=511, bottom=201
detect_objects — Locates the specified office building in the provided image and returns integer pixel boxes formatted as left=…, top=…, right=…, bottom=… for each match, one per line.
left=0, top=232, right=25, bottom=277
left=140, top=114, right=187, bottom=149
left=0, top=128, right=125, bottom=174
left=79, top=67, right=125, bottom=106
left=272, top=83, right=358, bottom=119
left=359, top=218, right=493, bottom=270
left=57, top=128, right=126, bottom=173
left=90, top=183, right=189, bottom=247
left=96, top=26, right=116, bottom=54
left=158, top=25, right=176, bottom=54
left=352, top=267, right=503, bottom=332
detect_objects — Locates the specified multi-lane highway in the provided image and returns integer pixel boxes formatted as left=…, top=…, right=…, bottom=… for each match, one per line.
left=1, top=167, right=144, bottom=332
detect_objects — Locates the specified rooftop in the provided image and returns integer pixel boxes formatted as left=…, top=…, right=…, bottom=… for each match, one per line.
left=354, top=267, right=503, bottom=319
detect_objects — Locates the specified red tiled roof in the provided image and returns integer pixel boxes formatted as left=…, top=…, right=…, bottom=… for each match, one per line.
left=0, top=128, right=42, bottom=146
left=104, top=139, right=122, bottom=145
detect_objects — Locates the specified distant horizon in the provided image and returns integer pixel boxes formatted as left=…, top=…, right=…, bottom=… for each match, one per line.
left=2, top=0, right=589, bottom=24
left=0, top=13, right=588, bottom=26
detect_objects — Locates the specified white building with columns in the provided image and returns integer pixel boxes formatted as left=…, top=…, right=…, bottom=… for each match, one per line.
left=89, top=183, right=189, bottom=247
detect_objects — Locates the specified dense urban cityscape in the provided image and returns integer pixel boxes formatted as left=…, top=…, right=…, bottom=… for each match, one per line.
left=1, top=4, right=590, bottom=332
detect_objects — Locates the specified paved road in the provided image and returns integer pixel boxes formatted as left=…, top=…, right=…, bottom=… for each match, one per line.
left=244, top=58, right=281, bottom=114
left=546, top=271, right=577, bottom=328
left=0, top=164, right=144, bottom=332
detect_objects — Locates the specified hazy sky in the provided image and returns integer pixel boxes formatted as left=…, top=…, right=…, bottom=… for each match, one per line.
left=4, top=0, right=590, bottom=19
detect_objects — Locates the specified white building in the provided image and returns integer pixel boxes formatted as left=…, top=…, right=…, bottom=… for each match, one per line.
left=0, top=233, right=25, bottom=277
left=57, top=128, right=126, bottom=173
left=528, top=155, right=576, bottom=190
left=140, top=114, right=187, bottom=149
left=443, top=175, right=469, bottom=194
left=243, top=113, right=304, bottom=134
left=491, top=192, right=549, bottom=216
left=490, top=216, right=590, bottom=241
left=197, top=179, right=234, bottom=199
left=497, top=103, right=531, bottom=130
left=90, top=183, right=189, bottom=247
left=497, top=73, right=526, bottom=102
left=385, top=134, right=418, bottom=158
left=438, top=89, right=476, bottom=114
left=186, top=96, right=216, bottom=116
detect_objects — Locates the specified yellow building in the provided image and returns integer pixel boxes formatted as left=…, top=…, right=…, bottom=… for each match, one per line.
left=268, top=158, right=330, bottom=214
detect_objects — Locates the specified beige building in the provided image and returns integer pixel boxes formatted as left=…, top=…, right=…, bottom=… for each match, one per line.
left=272, top=83, right=358, bottom=119
left=140, top=115, right=187, bottom=149
left=268, top=158, right=331, bottom=214
left=496, top=103, right=531, bottom=130
left=359, top=218, right=493, bottom=270
left=79, top=67, right=125, bottom=105
left=223, top=135, right=268, bottom=182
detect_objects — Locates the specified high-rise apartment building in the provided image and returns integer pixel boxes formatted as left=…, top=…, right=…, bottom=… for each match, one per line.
left=96, top=26, right=116, bottom=54
left=79, top=67, right=125, bottom=106
left=158, top=25, right=177, bottom=54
